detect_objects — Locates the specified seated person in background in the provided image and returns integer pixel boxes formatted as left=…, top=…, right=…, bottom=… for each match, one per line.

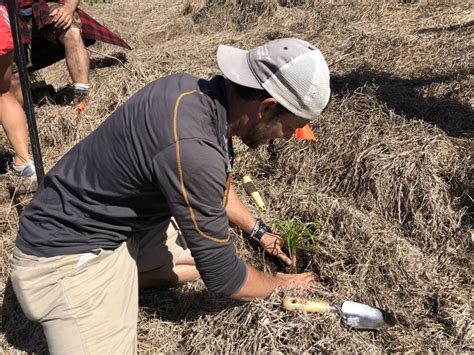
left=0, top=1, right=35, bottom=178
left=12, top=0, right=130, bottom=111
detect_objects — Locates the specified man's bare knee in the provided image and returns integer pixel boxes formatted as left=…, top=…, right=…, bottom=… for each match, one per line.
left=9, top=73, right=23, bottom=105
left=59, top=27, right=84, bottom=48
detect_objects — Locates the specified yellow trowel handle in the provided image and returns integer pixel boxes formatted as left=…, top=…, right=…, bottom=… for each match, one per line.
left=242, top=175, right=266, bottom=212
left=282, top=297, right=332, bottom=313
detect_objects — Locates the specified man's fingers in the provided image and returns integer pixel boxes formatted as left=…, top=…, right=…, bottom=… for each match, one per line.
left=277, top=272, right=316, bottom=289
left=56, top=12, right=68, bottom=27
left=260, top=232, right=291, bottom=260
left=61, top=17, right=72, bottom=30
left=264, top=243, right=291, bottom=265
left=53, top=10, right=63, bottom=23
left=53, top=15, right=62, bottom=25
left=297, top=273, right=316, bottom=289
left=277, top=249, right=293, bottom=266
left=50, top=9, right=71, bottom=28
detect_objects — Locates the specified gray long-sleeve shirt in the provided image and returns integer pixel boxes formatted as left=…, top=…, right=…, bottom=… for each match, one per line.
left=16, top=74, right=247, bottom=297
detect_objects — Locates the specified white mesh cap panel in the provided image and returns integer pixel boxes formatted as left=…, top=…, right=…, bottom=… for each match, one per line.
left=249, top=38, right=311, bottom=85
left=261, top=49, right=330, bottom=119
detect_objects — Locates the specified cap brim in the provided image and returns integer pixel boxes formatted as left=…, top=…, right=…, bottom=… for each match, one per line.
left=217, top=45, right=262, bottom=90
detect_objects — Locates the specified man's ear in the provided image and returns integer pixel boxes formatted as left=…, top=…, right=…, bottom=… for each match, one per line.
left=258, top=97, right=279, bottom=119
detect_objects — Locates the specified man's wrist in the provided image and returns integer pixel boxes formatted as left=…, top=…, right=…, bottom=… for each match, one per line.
left=63, top=0, right=79, bottom=12
left=61, top=4, right=74, bottom=13
left=249, top=219, right=272, bottom=241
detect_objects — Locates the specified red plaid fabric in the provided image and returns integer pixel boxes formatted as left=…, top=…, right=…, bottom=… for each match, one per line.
left=16, top=0, right=130, bottom=49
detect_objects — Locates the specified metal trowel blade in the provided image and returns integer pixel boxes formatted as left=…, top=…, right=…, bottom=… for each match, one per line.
left=340, top=301, right=395, bottom=330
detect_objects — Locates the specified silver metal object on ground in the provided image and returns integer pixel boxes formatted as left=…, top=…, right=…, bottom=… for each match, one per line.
left=339, top=300, right=392, bottom=329
left=282, top=296, right=395, bottom=330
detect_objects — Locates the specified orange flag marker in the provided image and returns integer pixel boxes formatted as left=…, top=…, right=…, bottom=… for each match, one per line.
left=294, top=124, right=316, bottom=141
left=76, top=100, right=88, bottom=116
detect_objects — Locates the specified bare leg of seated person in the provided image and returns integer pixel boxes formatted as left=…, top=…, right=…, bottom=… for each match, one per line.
left=58, top=26, right=90, bottom=111
left=9, top=72, right=22, bottom=106
left=10, top=27, right=90, bottom=107
left=138, top=249, right=199, bottom=289
left=136, top=218, right=200, bottom=289
left=58, top=27, right=90, bottom=88
left=0, top=52, right=35, bottom=177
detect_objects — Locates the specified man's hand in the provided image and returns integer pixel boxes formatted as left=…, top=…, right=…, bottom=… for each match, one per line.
left=232, top=266, right=315, bottom=301
left=49, top=5, right=74, bottom=30
left=275, top=272, right=315, bottom=289
left=260, top=232, right=292, bottom=266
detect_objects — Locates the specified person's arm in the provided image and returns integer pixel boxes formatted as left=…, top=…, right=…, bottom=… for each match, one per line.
left=155, top=140, right=247, bottom=297
left=49, top=0, right=80, bottom=30
left=155, top=138, right=314, bottom=299
left=226, top=185, right=292, bottom=265
left=231, top=265, right=314, bottom=301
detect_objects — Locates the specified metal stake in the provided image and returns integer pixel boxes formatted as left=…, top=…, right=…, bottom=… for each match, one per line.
left=6, top=0, right=45, bottom=184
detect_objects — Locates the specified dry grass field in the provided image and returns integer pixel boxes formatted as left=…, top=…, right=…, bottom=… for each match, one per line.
left=1, top=0, right=472, bottom=353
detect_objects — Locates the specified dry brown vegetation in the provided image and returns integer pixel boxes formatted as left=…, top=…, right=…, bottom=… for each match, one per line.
left=1, top=0, right=473, bottom=353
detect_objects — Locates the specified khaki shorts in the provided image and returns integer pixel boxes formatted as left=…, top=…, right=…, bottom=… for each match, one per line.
left=13, top=2, right=82, bottom=72
left=10, top=218, right=187, bottom=354
left=32, top=3, right=82, bottom=46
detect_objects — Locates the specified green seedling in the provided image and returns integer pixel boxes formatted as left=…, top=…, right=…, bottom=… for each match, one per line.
left=271, top=219, right=321, bottom=269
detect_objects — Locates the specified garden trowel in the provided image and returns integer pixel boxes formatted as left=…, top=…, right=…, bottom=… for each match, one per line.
left=282, top=296, right=394, bottom=330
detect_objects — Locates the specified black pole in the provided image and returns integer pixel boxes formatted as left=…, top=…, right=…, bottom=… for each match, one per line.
left=6, top=0, right=44, bottom=184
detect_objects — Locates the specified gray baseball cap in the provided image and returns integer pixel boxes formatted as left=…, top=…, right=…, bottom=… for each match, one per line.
left=217, top=38, right=331, bottom=120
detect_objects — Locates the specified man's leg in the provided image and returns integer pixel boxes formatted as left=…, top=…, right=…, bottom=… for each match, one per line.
left=9, top=72, right=23, bottom=106
left=0, top=91, right=32, bottom=166
left=137, top=218, right=200, bottom=289
left=58, top=26, right=89, bottom=88
left=11, top=242, right=139, bottom=354
left=139, top=248, right=200, bottom=288
left=57, top=25, right=89, bottom=113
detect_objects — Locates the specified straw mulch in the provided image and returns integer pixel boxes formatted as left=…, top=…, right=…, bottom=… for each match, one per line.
left=1, top=0, right=472, bottom=353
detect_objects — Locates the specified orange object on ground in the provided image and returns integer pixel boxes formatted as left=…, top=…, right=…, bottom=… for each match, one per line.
left=294, top=124, right=316, bottom=141
left=75, top=89, right=89, bottom=115
left=76, top=100, right=88, bottom=115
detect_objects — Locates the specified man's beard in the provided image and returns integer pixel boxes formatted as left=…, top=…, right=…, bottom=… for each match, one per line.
left=241, top=135, right=261, bottom=150
left=241, top=120, right=274, bottom=149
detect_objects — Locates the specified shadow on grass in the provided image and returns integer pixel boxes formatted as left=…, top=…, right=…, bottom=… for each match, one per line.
left=29, top=52, right=127, bottom=106
left=0, top=149, right=14, bottom=175
left=416, top=20, right=474, bottom=34
left=331, top=65, right=474, bottom=137
left=139, top=287, right=243, bottom=323
left=1, top=279, right=48, bottom=354
left=89, top=52, right=127, bottom=70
